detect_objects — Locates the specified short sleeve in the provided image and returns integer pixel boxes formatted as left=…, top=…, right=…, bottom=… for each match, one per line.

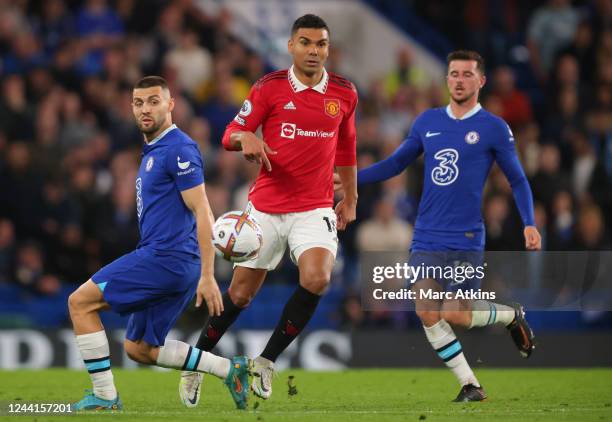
left=222, top=81, right=270, bottom=150
left=335, top=90, right=358, bottom=166
left=167, top=143, right=205, bottom=191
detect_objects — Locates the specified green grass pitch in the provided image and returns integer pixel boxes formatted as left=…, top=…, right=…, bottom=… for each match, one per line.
left=1, top=368, right=611, bottom=421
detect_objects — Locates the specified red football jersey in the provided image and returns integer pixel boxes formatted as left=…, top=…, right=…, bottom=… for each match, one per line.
left=222, top=66, right=357, bottom=213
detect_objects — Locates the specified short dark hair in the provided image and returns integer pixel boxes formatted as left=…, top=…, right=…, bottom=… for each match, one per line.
left=447, top=50, right=485, bottom=74
left=134, top=75, right=169, bottom=90
left=291, top=14, right=330, bottom=36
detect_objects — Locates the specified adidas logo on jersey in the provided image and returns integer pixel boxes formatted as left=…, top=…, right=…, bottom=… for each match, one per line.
left=283, top=101, right=296, bottom=110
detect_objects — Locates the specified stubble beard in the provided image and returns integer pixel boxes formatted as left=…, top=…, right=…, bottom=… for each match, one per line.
left=138, top=118, right=162, bottom=136
left=451, top=90, right=475, bottom=105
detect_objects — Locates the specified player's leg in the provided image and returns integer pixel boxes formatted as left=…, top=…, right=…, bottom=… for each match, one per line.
left=251, top=247, right=334, bottom=399
left=179, top=267, right=266, bottom=407
left=252, top=207, right=338, bottom=399
left=118, top=258, right=252, bottom=410
left=467, top=300, right=535, bottom=357
left=68, top=279, right=121, bottom=410
left=122, top=336, right=250, bottom=410
left=194, top=267, right=268, bottom=352
left=442, top=250, right=535, bottom=358
left=181, top=204, right=284, bottom=407
left=412, top=275, right=485, bottom=402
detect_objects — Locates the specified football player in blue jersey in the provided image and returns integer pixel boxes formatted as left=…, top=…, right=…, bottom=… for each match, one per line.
left=67, top=76, right=250, bottom=411
left=338, top=50, right=541, bottom=402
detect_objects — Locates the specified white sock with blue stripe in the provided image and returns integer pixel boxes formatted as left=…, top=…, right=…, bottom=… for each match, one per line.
left=469, top=300, right=515, bottom=328
left=424, top=319, right=480, bottom=387
left=157, top=339, right=230, bottom=379
left=75, top=330, right=117, bottom=400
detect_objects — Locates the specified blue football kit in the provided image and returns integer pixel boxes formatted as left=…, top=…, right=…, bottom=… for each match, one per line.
left=92, top=124, right=205, bottom=345
left=358, top=104, right=535, bottom=290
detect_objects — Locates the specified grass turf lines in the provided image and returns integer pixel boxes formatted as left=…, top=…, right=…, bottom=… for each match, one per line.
left=1, top=368, right=611, bottom=421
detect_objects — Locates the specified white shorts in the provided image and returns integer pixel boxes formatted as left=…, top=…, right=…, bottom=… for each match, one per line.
left=236, top=202, right=339, bottom=270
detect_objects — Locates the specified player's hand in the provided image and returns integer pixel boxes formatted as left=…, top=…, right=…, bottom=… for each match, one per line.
left=333, top=173, right=343, bottom=192
left=334, top=197, right=357, bottom=230
left=239, top=132, right=277, bottom=171
left=524, top=226, right=542, bottom=251
left=196, top=275, right=224, bottom=316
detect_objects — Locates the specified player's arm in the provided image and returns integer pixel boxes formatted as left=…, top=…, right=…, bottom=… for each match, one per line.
left=334, top=92, right=358, bottom=230
left=221, top=81, right=277, bottom=171
left=357, top=129, right=424, bottom=185
left=169, top=143, right=223, bottom=315
left=181, top=184, right=223, bottom=316
left=493, top=123, right=541, bottom=250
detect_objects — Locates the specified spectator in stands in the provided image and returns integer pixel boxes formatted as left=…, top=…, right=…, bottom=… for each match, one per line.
left=571, top=203, right=610, bottom=250
left=0, top=75, right=35, bottom=141
left=31, top=0, right=75, bottom=55
left=549, top=190, right=574, bottom=250
left=558, top=20, right=597, bottom=85
left=527, top=0, right=579, bottom=84
left=530, top=143, right=571, bottom=214
left=384, top=47, right=430, bottom=99
left=356, top=196, right=413, bottom=251
left=74, top=0, right=124, bottom=76
left=164, top=28, right=213, bottom=98
left=489, top=66, right=533, bottom=128
left=0, top=219, right=16, bottom=283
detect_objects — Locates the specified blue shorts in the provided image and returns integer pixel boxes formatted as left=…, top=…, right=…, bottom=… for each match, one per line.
left=91, top=248, right=200, bottom=346
left=409, top=239, right=484, bottom=292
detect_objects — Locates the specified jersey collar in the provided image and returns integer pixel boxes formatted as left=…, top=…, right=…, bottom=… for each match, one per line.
left=445, top=103, right=482, bottom=120
left=145, top=123, right=177, bottom=146
left=288, top=65, right=329, bottom=94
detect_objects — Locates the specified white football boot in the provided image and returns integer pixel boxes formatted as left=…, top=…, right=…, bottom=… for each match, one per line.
left=251, top=356, right=275, bottom=400
left=179, top=371, right=203, bottom=408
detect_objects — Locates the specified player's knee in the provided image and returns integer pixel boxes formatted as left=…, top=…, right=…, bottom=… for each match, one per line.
left=68, top=290, right=85, bottom=314
left=416, top=309, right=441, bottom=326
left=440, top=309, right=467, bottom=327
left=228, top=286, right=254, bottom=308
left=124, top=341, right=155, bottom=364
left=300, top=269, right=330, bottom=294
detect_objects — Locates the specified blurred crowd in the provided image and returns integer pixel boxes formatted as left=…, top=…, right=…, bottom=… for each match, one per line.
left=0, top=0, right=610, bottom=321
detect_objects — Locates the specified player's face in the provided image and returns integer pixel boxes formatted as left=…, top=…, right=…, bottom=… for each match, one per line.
left=132, top=86, right=174, bottom=136
left=446, top=60, right=486, bottom=105
left=288, top=28, right=329, bottom=77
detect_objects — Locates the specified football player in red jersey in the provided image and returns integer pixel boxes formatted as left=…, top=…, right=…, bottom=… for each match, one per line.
left=179, top=14, right=358, bottom=406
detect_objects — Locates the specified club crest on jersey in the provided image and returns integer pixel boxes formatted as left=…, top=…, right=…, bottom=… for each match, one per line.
left=145, top=156, right=154, bottom=171
left=239, top=99, right=252, bottom=117
left=324, top=99, right=340, bottom=117
left=465, top=131, right=480, bottom=144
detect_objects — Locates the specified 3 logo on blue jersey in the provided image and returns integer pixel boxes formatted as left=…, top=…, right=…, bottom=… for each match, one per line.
left=145, top=156, right=154, bottom=172
left=136, top=177, right=143, bottom=219
left=431, top=148, right=459, bottom=186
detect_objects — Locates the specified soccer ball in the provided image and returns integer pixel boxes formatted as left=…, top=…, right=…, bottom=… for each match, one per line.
left=212, top=211, right=263, bottom=263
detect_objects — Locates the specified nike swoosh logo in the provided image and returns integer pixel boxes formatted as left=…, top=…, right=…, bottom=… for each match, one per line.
left=187, top=384, right=199, bottom=405
left=234, top=375, right=243, bottom=393
left=425, top=131, right=442, bottom=138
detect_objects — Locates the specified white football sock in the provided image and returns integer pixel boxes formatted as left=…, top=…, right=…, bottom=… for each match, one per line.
left=75, top=330, right=117, bottom=400
left=156, top=339, right=230, bottom=379
left=424, top=319, right=479, bottom=387
left=469, top=300, right=516, bottom=328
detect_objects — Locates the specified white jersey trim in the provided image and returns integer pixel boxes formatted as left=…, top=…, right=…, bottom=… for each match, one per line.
left=445, top=103, right=482, bottom=120
left=146, top=123, right=178, bottom=146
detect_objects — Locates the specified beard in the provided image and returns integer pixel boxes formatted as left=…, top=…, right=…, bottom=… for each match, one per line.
left=137, top=118, right=162, bottom=135
left=451, top=90, right=475, bottom=105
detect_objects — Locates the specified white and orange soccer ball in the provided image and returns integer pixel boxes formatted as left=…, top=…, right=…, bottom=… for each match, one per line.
left=212, top=211, right=263, bottom=263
